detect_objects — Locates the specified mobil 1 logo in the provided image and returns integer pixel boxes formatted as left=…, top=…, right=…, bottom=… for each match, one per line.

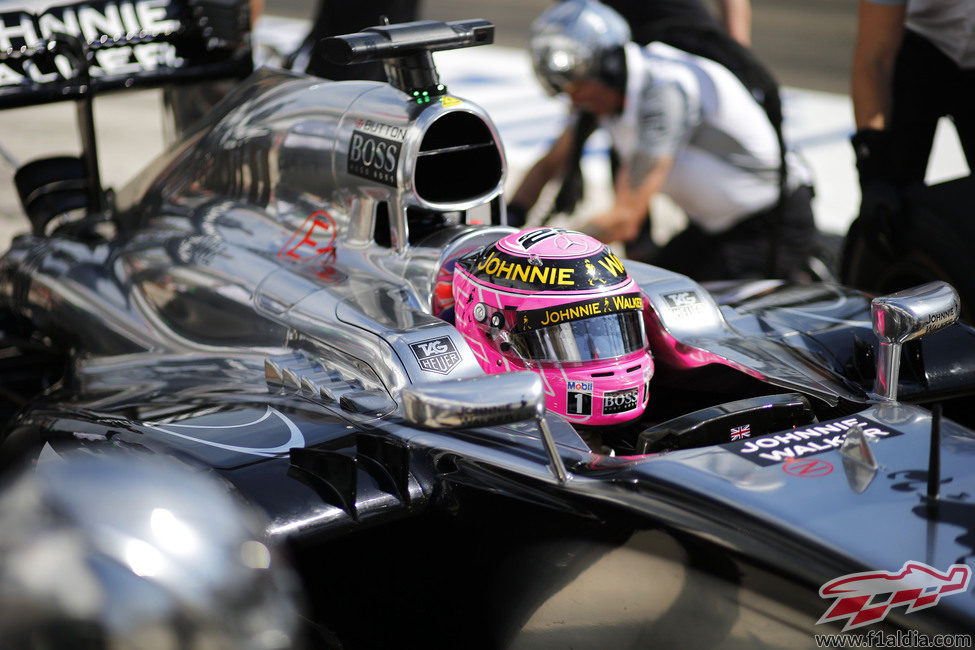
left=410, top=337, right=461, bottom=375
left=348, top=130, right=399, bottom=186
left=566, top=380, right=593, bottom=416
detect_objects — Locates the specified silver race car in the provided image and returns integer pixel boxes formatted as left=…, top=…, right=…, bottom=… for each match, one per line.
left=2, top=2, right=975, bottom=647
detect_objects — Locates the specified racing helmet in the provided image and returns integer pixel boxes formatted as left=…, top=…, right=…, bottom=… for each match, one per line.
left=529, top=0, right=631, bottom=96
left=453, top=227, right=653, bottom=426
left=0, top=453, right=301, bottom=650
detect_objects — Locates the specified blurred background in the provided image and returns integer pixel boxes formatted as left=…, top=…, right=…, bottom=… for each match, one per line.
left=3, top=0, right=966, bottom=247
left=291, top=0, right=859, bottom=93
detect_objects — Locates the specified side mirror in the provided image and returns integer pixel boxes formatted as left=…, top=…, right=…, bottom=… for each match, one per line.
left=871, top=281, right=960, bottom=400
left=401, top=372, right=569, bottom=482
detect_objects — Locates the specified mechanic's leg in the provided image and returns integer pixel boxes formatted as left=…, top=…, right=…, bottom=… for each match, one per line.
left=656, top=185, right=816, bottom=282
left=771, top=185, right=817, bottom=280
left=649, top=224, right=735, bottom=281
left=947, top=67, right=975, bottom=173
left=889, top=30, right=950, bottom=185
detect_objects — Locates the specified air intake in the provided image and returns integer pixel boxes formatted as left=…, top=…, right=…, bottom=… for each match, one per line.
left=414, top=112, right=503, bottom=204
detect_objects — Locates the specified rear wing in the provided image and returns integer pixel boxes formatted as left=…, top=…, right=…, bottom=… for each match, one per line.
left=0, top=0, right=251, bottom=108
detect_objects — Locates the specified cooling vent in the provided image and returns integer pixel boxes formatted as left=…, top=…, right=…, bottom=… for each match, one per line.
left=414, top=112, right=503, bottom=203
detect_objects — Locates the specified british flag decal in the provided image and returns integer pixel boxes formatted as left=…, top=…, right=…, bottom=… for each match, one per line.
left=730, top=424, right=750, bottom=441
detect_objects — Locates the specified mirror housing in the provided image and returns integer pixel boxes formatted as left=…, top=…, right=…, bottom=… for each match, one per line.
left=871, top=281, right=960, bottom=400
left=401, top=372, right=569, bottom=482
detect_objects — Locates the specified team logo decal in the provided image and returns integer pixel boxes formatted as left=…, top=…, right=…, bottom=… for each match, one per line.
left=662, top=290, right=707, bottom=319
left=724, top=416, right=904, bottom=467
left=782, top=458, right=833, bottom=477
left=566, top=380, right=593, bottom=416
left=0, top=0, right=183, bottom=88
left=279, top=210, right=336, bottom=261
left=517, top=293, right=643, bottom=331
left=410, top=337, right=461, bottom=375
left=603, top=387, right=639, bottom=415
left=817, top=562, right=972, bottom=631
left=143, top=407, right=306, bottom=458
left=348, top=130, right=400, bottom=186
left=353, top=119, right=407, bottom=140
left=462, top=246, right=628, bottom=292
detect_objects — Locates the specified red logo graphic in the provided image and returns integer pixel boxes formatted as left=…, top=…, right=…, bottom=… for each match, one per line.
left=278, top=211, right=336, bottom=262
left=783, top=458, right=833, bottom=477
left=818, top=562, right=972, bottom=631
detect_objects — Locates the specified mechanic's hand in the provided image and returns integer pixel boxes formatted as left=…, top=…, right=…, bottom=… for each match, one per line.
left=857, top=180, right=902, bottom=250
left=851, top=128, right=902, bottom=247
left=851, top=128, right=893, bottom=187
left=581, top=207, right=643, bottom=244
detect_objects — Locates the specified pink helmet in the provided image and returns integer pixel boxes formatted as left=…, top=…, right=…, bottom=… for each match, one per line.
left=452, top=227, right=653, bottom=426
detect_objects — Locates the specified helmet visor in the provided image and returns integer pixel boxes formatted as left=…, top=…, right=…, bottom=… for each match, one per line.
left=510, top=311, right=647, bottom=363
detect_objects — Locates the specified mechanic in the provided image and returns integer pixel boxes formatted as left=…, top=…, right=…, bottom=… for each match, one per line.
left=451, top=226, right=653, bottom=437
left=850, top=0, right=975, bottom=212
left=509, top=0, right=816, bottom=282
left=514, top=0, right=754, bottom=262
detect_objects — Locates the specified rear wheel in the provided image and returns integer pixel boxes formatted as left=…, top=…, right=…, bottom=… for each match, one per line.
left=841, top=176, right=975, bottom=322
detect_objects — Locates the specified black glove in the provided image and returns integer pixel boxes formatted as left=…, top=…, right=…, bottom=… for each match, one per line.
left=851, top=129, right=901, bottom=234
left=850, top=128, right=893, bottom=187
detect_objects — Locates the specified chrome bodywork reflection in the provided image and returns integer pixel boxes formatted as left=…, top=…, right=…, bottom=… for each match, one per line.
left=0, top=452, right=299, bottom=649
left=871, top=281, right=960, bottom=400
left=401, top=371, right=545, bottom=429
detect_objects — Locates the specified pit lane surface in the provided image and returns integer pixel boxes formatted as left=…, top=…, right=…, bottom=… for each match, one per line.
left=0, top=3, right=968, bottom=249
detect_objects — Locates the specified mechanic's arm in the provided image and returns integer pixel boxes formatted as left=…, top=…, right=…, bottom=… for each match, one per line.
left=715, top=0, right=752, bottom=47
left=582, top=153, right=674, bottom=243
left=250, top=0, right=264, bottom=26
left=851, top=0, right=905, bottom=130
left=509, top=125, right=575, bottom=214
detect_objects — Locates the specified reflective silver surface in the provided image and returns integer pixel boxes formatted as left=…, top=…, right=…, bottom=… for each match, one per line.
left=0, top=452, right=299, bottom=649
left=627, top=263, right=863, bottom=406
left=0, top=68, right=510, bottom=398
left=401, top=371, right=545, bottom=429
left=402, top=371, right=571, bottom=482
left=871, top=281, right=960, bottom=400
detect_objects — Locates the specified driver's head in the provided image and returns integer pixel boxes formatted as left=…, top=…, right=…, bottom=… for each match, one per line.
left=0, top=452, right=300, bottom=649
left=452, top=227, right=653, bottom=426
left=529, top=0, right=630, bottom=112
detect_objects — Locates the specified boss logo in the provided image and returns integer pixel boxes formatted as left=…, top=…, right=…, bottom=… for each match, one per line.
left=603, top=388, right=639, bottom=415
left=348, top=131, right=399, bottom=186
left=410, top=337, right=461, bottom=375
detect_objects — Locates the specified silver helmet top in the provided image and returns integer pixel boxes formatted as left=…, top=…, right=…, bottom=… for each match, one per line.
left=529, top=0, right=631, bottom=96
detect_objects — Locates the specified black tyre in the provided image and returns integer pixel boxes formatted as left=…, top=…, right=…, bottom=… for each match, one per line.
left=13, top=156, right=89, bottom=235
left=841, top=176, right=975, bottom=322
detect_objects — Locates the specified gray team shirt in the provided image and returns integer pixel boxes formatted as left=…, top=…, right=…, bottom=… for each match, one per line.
left=605, top=42, right=809, bottom=233
left=866, top=0, right=975, bottom=68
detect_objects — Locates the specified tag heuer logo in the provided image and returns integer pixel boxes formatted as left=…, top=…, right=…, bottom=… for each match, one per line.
left=410, top=337, right=461, bottom=375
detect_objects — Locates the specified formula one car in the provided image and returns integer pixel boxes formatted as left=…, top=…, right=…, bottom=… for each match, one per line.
left=2, top=3, right=975, bottom=648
